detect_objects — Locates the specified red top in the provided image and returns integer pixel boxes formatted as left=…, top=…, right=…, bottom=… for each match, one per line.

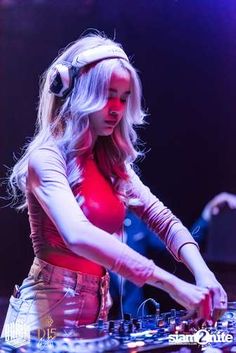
left=73, top=157, right=125, bottom=234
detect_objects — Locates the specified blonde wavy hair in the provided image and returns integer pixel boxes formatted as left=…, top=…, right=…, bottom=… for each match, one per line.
left=8, top=32, right=146, bottom=210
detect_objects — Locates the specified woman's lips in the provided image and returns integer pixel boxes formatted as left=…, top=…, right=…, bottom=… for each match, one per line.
left=105, top=120, right=117, bottom=126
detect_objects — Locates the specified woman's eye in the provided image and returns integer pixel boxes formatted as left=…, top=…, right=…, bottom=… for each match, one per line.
left=107, top=95, right=128, bottom=103
left=121, top=95, right=129, bottom=103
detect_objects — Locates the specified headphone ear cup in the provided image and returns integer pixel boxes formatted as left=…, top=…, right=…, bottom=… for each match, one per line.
left=49, top=63, right=77, bottom=98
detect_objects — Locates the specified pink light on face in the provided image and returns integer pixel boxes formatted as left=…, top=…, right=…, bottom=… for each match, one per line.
left=89, top=67, right=131, bottom=142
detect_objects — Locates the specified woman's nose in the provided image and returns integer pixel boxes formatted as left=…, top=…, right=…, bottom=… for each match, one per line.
left=109, top=99, right=123, bottom=113
left=109, top=110, right=118, bottom=117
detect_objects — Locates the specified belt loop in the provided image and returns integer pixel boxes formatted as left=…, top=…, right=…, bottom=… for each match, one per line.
left=44, top=263, right=53, bottom=284
left=30, top=257, right=51, bottom=283
left=32, top=264, right=41, bottom=281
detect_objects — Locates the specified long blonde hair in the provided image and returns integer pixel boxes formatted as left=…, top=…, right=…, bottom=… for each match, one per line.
left=8, top=32, right=146, bottom=210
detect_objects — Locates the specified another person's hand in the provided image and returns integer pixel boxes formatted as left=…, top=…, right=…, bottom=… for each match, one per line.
left=201, top=192, right=236, bottom=222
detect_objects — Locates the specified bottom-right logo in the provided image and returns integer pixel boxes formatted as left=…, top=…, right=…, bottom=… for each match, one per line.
left=168, top=329, right=234, bottom=346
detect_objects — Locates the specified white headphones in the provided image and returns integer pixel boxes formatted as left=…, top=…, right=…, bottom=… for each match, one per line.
left=49, top=45, right=129, bottom=99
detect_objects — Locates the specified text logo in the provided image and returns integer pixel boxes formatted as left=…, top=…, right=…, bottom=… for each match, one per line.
left=168, top=329, right=234, bottom=346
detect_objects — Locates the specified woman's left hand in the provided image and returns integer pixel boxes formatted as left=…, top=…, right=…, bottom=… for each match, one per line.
left=195, top=271, right=227, bottom=322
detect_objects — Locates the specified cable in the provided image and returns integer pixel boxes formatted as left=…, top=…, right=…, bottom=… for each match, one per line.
left=136, top=298, right=160, bottom=318
left=119, top=224, right=126, bottom=320
left=119, top=276, right=124, bottom=320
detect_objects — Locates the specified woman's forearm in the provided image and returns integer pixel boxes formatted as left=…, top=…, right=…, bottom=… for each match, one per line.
left=178, top=243, right=228, bottom=320
left=146, top=263, right=213, bottom=314
left=178, top=243, right=214, bottom=280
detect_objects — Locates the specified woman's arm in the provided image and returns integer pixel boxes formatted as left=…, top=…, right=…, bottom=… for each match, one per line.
left=127, top=168, right=199, bottom=260
left=178, top=243, right=227, bottom=320
left=128, top=168, right=227, bottom=319
left=27, top=146, right=217, bottom=319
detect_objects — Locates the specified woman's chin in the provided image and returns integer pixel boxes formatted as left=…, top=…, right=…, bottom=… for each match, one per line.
left=99, top=128, right=114, bottom=136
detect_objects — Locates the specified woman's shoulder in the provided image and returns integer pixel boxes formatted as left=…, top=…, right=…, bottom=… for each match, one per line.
left=28, top=140, right=66, bottom=172
left=126, top=162, right=141, bottom=180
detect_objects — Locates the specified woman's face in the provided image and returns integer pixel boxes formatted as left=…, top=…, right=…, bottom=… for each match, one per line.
left=89, top=67, right=131, bottom=140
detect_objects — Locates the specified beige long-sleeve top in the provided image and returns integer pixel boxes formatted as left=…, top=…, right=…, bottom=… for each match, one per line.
left=26, top=141, right=198, bottom=287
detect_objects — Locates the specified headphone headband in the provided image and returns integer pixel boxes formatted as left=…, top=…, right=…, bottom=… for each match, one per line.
left=72, top=45, right=129, bottom=67
left=49, top=45, right=129, bottom=98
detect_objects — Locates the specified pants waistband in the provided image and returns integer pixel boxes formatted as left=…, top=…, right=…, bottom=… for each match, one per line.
left=28, top=257, right=109, bottom=292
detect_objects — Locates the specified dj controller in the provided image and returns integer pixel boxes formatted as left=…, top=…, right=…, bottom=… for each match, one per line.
left=1, top=304, right=236, bottom=353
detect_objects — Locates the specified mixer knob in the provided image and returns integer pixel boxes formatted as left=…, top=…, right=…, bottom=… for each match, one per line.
left=108, top=320, right=115, bottom=333
left=168, top=317, right=176, bottom=324
left=124, top=313, right=132, bottom=321
left=132, top=318, right=141, bottom=330
left=156, top=319, right=165, bottom=327
left=97, top=319, right=104, bottom=329
left=127, top=323, right=133, bottom=334
left=216, top=320, right=223, bottom=329
left=181, top=320, right=190, bottom=333
left=118, top=322, right=126, bottom=336
left=168, top=322, right=177, bottom=333
left=155, top=303, right=160, bottom=317
left=163, top=312, right=171, bottom=320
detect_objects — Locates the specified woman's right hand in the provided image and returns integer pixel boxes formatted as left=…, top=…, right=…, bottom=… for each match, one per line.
left=165, top=276, right=211, bottom=319
left=148, top=267, right=212, bottom=320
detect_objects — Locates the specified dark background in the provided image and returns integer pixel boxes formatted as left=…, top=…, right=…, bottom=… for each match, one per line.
left=0, top=0, right=236, bottom=298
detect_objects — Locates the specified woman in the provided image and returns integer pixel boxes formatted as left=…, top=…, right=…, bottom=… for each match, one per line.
left=1, top=32, right=227, bottom=334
